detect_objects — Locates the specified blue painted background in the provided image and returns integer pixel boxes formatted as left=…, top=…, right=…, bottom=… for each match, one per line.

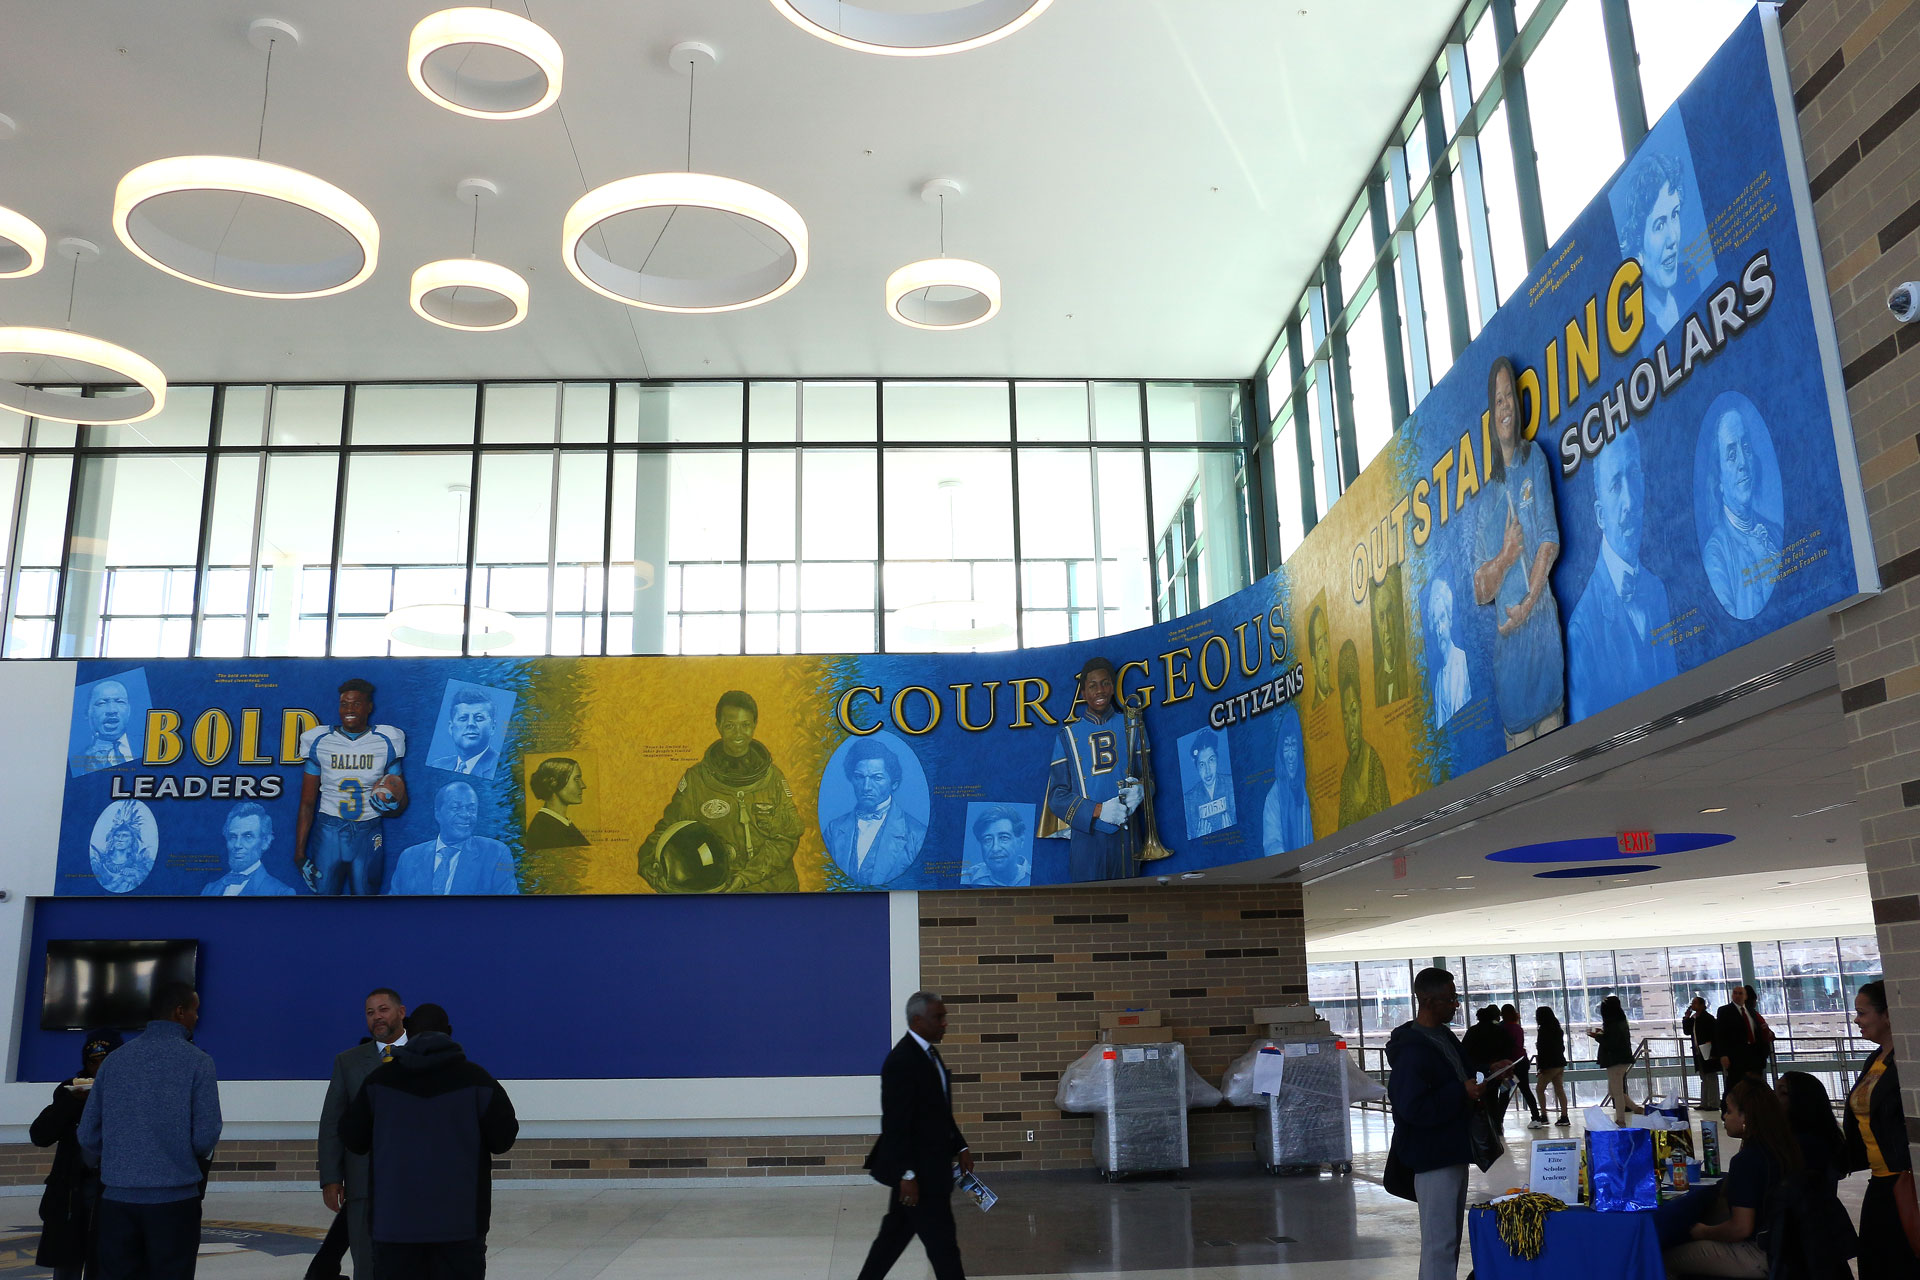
left=20, top=892, right=893, bottom=1081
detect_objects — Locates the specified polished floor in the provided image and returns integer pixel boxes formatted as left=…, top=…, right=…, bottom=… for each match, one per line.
left=0, top=1108, right=1859, bottom=1278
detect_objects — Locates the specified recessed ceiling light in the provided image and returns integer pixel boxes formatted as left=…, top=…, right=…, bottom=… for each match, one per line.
left=1700, top=806, right=1727, bottom=814
left=1393, top=893, right=1409, bottom=898
left=1456, top=875, right=1474, bottom=880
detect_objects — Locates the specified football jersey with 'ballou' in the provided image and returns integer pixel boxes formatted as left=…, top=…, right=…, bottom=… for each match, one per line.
left=298, top=724, right=406, bottom=821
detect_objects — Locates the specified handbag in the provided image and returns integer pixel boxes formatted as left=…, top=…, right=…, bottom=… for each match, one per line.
left=1470, top=1099, right=1505, bottom=1172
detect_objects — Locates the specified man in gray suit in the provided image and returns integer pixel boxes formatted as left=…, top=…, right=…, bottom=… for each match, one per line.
left=317, top=987, right=407, bottom=1278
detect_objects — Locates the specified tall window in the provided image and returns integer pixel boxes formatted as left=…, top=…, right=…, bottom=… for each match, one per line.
left=1, top=379, right=1250, bottom=659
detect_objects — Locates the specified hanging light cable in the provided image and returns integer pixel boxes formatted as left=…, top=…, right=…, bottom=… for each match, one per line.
left=0, top=237, right=168, bottom=426
left=886, top=179, right=1001, bottom=330
left=563, top=40, right=808, bottom=314
left=113, top=19, right=379, bottom=299
left=411, top=178, right=529, bottom=331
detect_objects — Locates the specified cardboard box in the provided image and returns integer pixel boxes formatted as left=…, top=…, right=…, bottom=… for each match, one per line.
left=1267, top=1019, right=1333, bottom=1039
left=1098, top=1010, right=1163, bottom=1029
left=1101, top=1025, right=1175, bottom=1044
left=1253, top=1005, right=1319, bottom=1024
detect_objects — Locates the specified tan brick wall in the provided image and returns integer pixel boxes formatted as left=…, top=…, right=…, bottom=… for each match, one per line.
left=0, top=882, right=1306, bottom=1185
left=1786, top=0, right=1920, bottom=1165
left=924, top=881, right=1308, bottom=1171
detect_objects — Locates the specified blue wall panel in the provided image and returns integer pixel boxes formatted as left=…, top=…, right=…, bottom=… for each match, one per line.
left=21, top=893, right=892, bottom=1082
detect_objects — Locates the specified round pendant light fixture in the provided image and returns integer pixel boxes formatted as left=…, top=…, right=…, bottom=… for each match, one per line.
left=768, top=0, right=1053, bottom=55
left=885, top=179, right=1001, bottom=330
left=410, top=178, right=529, bottom=331
left=0, top=239, right=168, bottom=426
left=408, top=7, right=563, bottom=119
left=111, top=21, right=380, bottom=299
left=0, top=206, right=47, bottom=278
left=562, top=42, right=807, bottom=313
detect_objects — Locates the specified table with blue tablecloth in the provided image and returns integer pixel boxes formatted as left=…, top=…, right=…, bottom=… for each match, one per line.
left=1467, top=1204, right=1664, bottom=1280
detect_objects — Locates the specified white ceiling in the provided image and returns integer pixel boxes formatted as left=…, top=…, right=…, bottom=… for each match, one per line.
left=0, top=1, right=1462, bottom=384
left=1305, top=690, right=1875, bottom=956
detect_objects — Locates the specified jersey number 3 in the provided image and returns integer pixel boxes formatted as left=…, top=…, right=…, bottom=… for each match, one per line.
left=339, top=778, right=364, bottom=820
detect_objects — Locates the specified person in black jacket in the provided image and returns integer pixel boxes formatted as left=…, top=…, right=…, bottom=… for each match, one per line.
left=1682, top=995, right=1720, bottom=1110
left=857, top=991, right=971, bottom=1280
left=1460, top=1005, right=1516, bottom=1129
left=340, top=1004, right=517, bottom=1280
left=1842, top=980, right=1917, bottom=1279
left=1386, top=967, right=1483, bottom=1280
left=1716, top=983, right=1771, bottom=1089
left=31, top=1028, right=121, bottom=1280
left=1588, top=994, right=1644, bottom=1125
left=1533, top=1007, right=1569, bottom=1127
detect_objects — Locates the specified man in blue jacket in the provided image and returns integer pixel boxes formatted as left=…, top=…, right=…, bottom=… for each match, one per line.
left=1387, top=967, right=1483, bottom=1280
left=341, top=1003, right=517, bottom=1280
left=78, top=980, right=222, bottom=1280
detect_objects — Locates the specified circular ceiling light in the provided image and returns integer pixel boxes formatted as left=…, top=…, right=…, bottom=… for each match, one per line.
left=768, top=0, right=1053, bottom=55
left=410, top=259, right=529, bottom=331
left=886, top=258, right=1001, bottom=330
left=408, top=8, right=563, bottom=119
left=562, top=172, right=808, bottom=313
left=113, top=155, right=379, bottom=298
left=0, top=206, right=47, bottom=278
left=384, top=603, right=519, bottom=653
left=0, top=327, right=167, bottom=424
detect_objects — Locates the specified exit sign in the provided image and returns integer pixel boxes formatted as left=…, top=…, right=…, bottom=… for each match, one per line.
left=1617, top=831, right=1655, bottom=855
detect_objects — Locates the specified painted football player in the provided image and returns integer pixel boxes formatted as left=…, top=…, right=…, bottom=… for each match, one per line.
left=294, top=678, right=407, bottom=896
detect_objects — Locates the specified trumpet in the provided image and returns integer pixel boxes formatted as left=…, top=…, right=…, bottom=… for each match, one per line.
left=1121, top=691, right=1174, bottom=865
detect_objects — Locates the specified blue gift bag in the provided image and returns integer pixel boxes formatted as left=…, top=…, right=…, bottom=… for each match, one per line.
left=1587, top=1127, right=1658, bottom=1212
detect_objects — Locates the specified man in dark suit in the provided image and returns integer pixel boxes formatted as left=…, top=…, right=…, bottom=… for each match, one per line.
left=1714, top=983, right=1770, bottom=1092
left=857, top=991, right=972, bottom=1280
left=315, top=987, right=407, bottom=1280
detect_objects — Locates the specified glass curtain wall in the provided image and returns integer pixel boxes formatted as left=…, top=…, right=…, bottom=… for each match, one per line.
left=1249, top=0, right=1759, bottom=573
left=0, top=379, right=1250, bottom=660
left=1309, top=933, right=1883, bottom=1053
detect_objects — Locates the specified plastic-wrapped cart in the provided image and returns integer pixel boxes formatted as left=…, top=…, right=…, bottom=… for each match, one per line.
left=1058, top=1041, right=1216, bottom=1179
left=1222, top=1038, right=1353, bottom=1175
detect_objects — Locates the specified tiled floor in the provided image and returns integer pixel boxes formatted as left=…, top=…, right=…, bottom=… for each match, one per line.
left=0, top=1107, right=1859, bottom=1278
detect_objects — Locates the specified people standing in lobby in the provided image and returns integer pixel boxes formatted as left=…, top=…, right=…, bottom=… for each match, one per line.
left=1842, top=980, right=1918, bottom=1279
left=1386, top=967, right=1482, bottom=1280
left=1716, top=983, right=1772, bottom=1090
left=317, top=987, right=408, bottom=1280
left=856, top=991, right=971, bottom=1280
left=1588, top=995, right=1644, bottom=1125
left=340, top=1003, right=519, bottom=1280
left=1500, top=1004, right=1547, bottom=1129
left=1532, top=1007, right=1570, bottom=1127
left=1683, top=994, right=1720, bottom=1110
left=1462, top=1006, right=1516, bottom=1130
left=32, top=1028, right=120, bottom=1280
left=76, top=981, right=221, bottom=1280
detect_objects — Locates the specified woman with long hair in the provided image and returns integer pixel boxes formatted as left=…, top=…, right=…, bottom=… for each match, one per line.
left=1660, top=1078, right=1801, bottom=1277
left=1843, top=980, right=1918, bottom=1278
left=1588, top=994, right=1644, bottom=1125
left=1500, top=1003, right=1546, bottom=1128
left=1533, top=1007, right=1569, bottom=1126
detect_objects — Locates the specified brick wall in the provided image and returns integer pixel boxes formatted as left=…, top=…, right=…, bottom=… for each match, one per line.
left=1786, top=0, right=1920, bottom=1166
left=925, top=881, right=1308, bottom=1171
left=0, top=882, right=1305, bottom=1185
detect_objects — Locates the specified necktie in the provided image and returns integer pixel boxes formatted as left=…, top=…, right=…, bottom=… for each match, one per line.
left=930, top=1046, right=948, bottom=1097
left=433, top=846, right=456, bottom=895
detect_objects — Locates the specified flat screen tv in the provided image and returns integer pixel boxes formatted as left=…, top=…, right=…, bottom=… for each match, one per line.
left=41, top=939, right=199, bottom=1031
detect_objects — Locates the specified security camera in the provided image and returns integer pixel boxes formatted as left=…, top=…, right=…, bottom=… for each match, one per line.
left=1891, top=282, right=1920, bottom=324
